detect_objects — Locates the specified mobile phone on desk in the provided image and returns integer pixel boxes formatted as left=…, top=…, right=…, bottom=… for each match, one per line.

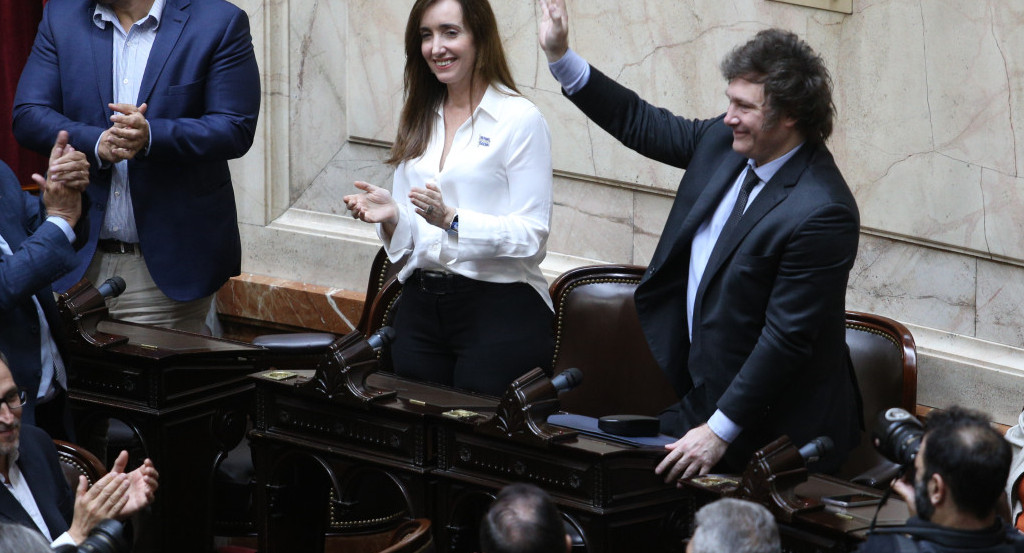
left=821, top=492, right=883, bottom=508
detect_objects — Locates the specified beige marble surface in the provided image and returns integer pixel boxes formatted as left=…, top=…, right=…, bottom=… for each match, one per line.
left=224, top=0, right=1024, bottom=423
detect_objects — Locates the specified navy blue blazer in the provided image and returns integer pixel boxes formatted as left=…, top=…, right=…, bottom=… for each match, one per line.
left=568, top=67, right=862, bottom=472
left=0, top=424, right=74, bottom=540
left=0, top=161, right=85, bottom=427
left=13, top=0, right=261, bottom=302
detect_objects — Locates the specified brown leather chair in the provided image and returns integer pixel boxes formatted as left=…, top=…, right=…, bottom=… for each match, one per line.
left=548, top=265, right=678, bottom=418
left=838, top=311, right=918, bottom=483
left=54, top=439, right=107, bottom=488
left=326, top=518, right=432, bottom=553
left=356, top=248, right=406, bottom=338
left=216, top=520, right=433, bottom=553
left=547, top=264, right=918, bottom=482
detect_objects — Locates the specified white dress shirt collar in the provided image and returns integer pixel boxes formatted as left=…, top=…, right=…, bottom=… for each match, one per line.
left=93, top=0, right=165, bottom=31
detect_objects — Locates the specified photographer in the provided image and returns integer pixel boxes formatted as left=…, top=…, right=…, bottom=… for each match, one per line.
left=859, top=406, right=1024, bottom=552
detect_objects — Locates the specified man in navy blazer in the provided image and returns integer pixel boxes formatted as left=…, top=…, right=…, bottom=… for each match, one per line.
left=13, top=0, right=261, bottom=333
left=0, top=352, right=159, bottom=546
left=0, top=132, right=90, bottom=437
left=540, top=1, right=861, bottom=479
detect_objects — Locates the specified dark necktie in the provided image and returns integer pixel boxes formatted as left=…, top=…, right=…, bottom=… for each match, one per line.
left=720, top=167, right=760, bottom=238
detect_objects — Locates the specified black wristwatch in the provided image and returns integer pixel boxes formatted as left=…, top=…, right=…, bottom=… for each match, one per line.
left=447, top=214, right=459, bottom=234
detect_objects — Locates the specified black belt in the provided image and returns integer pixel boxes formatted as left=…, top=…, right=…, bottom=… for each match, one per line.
left=408, top=269, right=478, bottom=295
left=97, top=239, right=139, bottom=254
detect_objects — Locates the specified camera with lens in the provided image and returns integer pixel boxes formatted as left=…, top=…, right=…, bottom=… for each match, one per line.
left=52, top=519, right=130, bottom=553
left=872, top=407, right=925, bottom=472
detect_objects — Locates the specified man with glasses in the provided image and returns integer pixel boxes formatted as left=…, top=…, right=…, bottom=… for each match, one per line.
left=0, top=352, right=159, bottom=547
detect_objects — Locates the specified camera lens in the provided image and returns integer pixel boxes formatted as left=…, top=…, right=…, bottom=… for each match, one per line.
left=76, top=519, right=130, bottom=553
left=872, top=407, right=924, bottom=467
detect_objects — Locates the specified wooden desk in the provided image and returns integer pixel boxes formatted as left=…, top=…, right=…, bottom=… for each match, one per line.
left=684, top=472, right=910, bottom=552
left=250, top=367, right=913, bottom=553
left=67, top=319, right=265, bottom=553
left=249, top=369, right=689, bottom=553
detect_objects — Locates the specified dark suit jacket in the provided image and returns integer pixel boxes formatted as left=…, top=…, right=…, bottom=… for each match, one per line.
left=0, top=161, right=85, bottom=427
left=12, top=0, right=261, bottom=302
left=568, top=67, right=861, bottom=472
left=0, top=424, right=74, bottom=540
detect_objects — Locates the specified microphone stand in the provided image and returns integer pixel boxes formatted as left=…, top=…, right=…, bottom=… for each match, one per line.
left=726, top=436, right=824, bottom=522
left=477, top=367, right=578, bottom=445
left=57, top=277, right=129, bottom=348
left=297, top=330, right=397, bottom=408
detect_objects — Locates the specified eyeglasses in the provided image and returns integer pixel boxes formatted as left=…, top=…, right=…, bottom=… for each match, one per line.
left=0, top=390, right=26, bottom=412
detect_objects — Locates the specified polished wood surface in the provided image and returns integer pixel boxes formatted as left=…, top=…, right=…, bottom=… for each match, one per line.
left=250, top=369, right=689, bottom=553
left=64, top=317, right=265, bottom=553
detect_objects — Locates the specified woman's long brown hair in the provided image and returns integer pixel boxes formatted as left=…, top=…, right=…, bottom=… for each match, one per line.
left=386, top=0, right=519, bottom=166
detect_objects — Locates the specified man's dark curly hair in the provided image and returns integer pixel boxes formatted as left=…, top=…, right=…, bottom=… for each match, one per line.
left=720, top=28, right=835, bottom=144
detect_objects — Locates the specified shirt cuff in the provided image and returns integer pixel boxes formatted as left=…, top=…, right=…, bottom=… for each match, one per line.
left=707, top=410, right=742, bottom=444
left=45, top=216, right=76, bottom=244
left=52, top=532, right=77, bottom=548
left=548, top=48, right=591, bottom=96
left=94, top=137, right=111, bottom=169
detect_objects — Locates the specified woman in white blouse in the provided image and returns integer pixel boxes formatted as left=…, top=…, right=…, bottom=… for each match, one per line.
left=344, top=0, right=554, bottom=396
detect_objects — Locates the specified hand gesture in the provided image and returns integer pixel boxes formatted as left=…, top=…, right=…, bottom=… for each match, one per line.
left=344, top=181, right=400, bottom=227
left=36, top=130, right=87, bottom=226
left=99, top=103, right=149, bottom=163
left=538, top=0, right=570, bottom=63
left=110, top=450, right=159, bottom=518
left=409, top=181, right=455, bottom=229
left=68, top=471, right=130, bottom=544
left=891, top=473, right=919, bottom=517
left=654, top=424, right=729, bottom=486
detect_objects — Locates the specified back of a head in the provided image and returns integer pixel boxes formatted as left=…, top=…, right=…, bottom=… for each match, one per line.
left=0, top=522, right=53, bottom=553
left=923, top=406, right=1012, bottom=520
left=690, top=498, right=780, bottom=553
left=479, top=483, right=566, bottom=553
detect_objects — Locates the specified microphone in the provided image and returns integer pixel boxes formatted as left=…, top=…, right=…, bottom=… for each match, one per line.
left=550, top=367, right=583, bottom=394
left=367, top=326, right=395, bottom=351
left=798, top=436, right=834, bottom=464
left=97, top=276, right=127, bottom=299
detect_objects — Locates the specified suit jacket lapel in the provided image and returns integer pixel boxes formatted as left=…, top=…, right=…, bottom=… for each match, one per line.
left=89, top=11, right=114, bottom=118
left=18, top=435, right=69, bottom=540
left=138, top=0, right=189, bottom=105
left=695, top=145, right=816, bottom=302
left=0, top=455, right=64, bottom=541
left=0, top=484, right=35, bottom=529
left=654, top=155, right=748, bottom=269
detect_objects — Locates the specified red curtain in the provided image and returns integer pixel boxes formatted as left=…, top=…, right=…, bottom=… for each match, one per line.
left=1, top=0, right=47, bottom=190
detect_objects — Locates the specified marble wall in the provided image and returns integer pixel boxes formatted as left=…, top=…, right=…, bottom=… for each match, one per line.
left=223, top=0, right=1024, bottom=423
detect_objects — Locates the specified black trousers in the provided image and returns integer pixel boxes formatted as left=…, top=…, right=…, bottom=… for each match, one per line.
left=391, top=270, right=554, bottom=396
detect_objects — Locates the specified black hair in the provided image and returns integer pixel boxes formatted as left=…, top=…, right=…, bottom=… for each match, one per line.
left=922, top=406, right=1012, bottom=520
left=720, top=28, right=835, bottom=143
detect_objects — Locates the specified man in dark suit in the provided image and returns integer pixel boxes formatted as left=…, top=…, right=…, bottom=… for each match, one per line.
left=0, top=131, right=90, bottom=438
left=539, top=1, right=861, bottom=480
left=0, top=352, right=159, bottom=547
left=12, top=0, right=261, bottom=333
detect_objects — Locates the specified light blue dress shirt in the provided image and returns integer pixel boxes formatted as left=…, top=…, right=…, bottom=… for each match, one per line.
left=92, top=0, right=164, bottom=243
